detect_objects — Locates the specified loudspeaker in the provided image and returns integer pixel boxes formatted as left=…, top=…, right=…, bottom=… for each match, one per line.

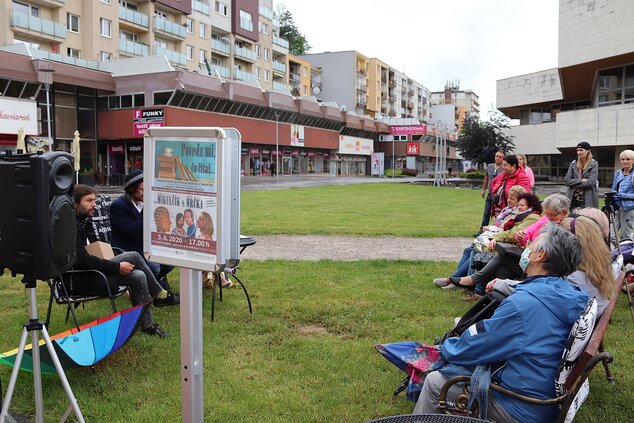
left=0, top=152, right=76, bottom=280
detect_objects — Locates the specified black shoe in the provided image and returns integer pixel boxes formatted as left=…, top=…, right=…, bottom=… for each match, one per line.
left=153, top=292, right=180, bottom=308
left=141, top=323, right=168, bottom=338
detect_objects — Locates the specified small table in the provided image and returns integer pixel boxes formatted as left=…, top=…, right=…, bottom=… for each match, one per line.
left=367, top=414, right=488, bottom=423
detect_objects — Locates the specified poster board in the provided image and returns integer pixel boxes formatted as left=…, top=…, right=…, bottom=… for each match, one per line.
left=143, top=127, right=241, bottom=271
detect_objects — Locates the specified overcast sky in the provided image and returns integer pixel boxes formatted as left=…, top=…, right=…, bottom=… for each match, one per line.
left=278, top=0, right=560, bottom=118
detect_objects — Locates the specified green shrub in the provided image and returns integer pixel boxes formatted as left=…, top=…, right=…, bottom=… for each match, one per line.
left=384, top=169, right=403, bottom=177
left=458, top=171, right=485, bottom=179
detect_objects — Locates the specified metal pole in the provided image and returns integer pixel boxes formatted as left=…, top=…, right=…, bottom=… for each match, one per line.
left=392, top=137, right=395, bottom=178
left=275, top=112, right=280, bottom=183
left=45, top=83, right=52, bottom=151
left=434, top=125, right=439, bottom=186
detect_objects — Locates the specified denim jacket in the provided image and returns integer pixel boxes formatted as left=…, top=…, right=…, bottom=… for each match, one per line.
left=612, top=169, right=634, bottom=211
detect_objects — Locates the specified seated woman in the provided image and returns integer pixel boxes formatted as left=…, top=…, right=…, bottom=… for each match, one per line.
left=516, top=193, right=570, bottom=246
left=488, top=209, right=614, bottom=315
left=450, top=193, right=567, bottom=300
left=434, top=186, right=527, bottom=288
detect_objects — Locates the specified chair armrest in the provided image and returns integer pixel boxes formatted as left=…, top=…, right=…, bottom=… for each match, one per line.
left=63, top=269, right=124, bottom=298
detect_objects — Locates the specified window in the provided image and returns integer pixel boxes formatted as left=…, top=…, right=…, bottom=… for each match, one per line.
left=100, top=18, right=112, bottom=37
left=255, top=44, right=261, bottom=57
left=155, top=39, right=167, bottom=49
left=215, top=1, right=228, bottom=16
left=303, top=66, right=308, bottom=77
left=199, top=50, right=207, bottom=64
left=67, top=48, right=80, bottom=58
left=264, top=69, right=270, bottom=82
left=304, top=85, right=308, bottom=96
left=186, top=18, right=194, bottom=34
left=119, top=0, right=135, bottom=9
left=200, top=23, right=207, bottom=38
left=13, top=1, right=39, bottom=17
left=120, top=30, right=137, bottom=42
left=239, top=10, right=253, bottom=31
left=255, top=66, right=261, bottom=80
left=100, top=51, right=112, bottom=61
left=155, top=10, right=167, bottom=19
left=264, top=48, right=270, bottom=61
left=100, top=0, right=112, bottom=4
left=67, top=13, right=80, bottom=33
left=186, top=45, right=194, bottom=61
left=259, top=21, right=269, bottom=34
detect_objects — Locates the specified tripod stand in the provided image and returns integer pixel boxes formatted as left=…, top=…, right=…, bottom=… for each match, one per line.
left=602, top=199, right=634, bottom=324
left=0, top=277, right=84, bottom=423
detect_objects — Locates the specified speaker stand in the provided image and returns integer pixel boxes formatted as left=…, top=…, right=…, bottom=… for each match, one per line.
left=0, top=278, right=84, bottom=423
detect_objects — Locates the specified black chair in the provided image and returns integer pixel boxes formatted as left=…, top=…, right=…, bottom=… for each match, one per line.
left=45, top=269, right=128, bottom=330
left=367, top=414, right=487, bottom=423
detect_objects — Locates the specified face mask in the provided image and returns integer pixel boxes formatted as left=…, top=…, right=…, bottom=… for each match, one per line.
left=519, top=248, right=532, bottom=272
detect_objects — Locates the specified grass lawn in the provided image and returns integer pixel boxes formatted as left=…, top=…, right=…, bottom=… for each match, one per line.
left=0, top=184, right=631, bottom=422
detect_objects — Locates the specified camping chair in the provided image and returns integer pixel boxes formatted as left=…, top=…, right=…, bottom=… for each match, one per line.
left=46, top=269, right=128, bottom=330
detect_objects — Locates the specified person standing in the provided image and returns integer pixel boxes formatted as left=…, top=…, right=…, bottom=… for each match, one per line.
left=612, top=149, right=634, bottom=241
left=110, top=171, right=179, bottom=307
left=269, top=160, right=277, bottom=177
left=478, top=151, right=505, bottom=235
left=564, top=142, right=599, bottom=209
left=516, top=153, right=535, bottom=191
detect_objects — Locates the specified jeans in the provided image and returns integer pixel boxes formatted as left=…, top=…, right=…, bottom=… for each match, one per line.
left=147, top=261, right=174, bottom=290
left=480, top=194, right=493, bottom=229
left=108, top=252, right=164, bottom=328
left=452, top=247, right=475, bottom=278
left=470, top=252, right=523, bottom=295
left=413, top=370, right=518, bottom=422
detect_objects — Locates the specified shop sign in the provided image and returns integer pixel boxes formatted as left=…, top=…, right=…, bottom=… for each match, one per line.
left=390, top=125, right=427, bottom=135
left=300, top=151, right=307, bottom=156
left=133, top=108, right=165, bottom=137
left=262, top=149, right=270, bottom=154
left=249, top=148, right=260, bottom=155
left=338, top=135, right=373, bottom=155
left=283, top=150, right=291, bottom=157
left=291, top=150, right=299, bottom=157
left=290, top=124, right=304, bottom=147
left=406, top=142, right=419, bottom=156
left=323, top=152, right=329, bottom=159
left=129, top=144, right=143, bottom=152
left=241, top=148, right=248, bottom=155
left=0, top=97, right=38, bottom=135
left=307, top=152, right=315, bottom=158
left=110, top=144, right=125, bottom=154
left=272, top=150, right=281, bottom=156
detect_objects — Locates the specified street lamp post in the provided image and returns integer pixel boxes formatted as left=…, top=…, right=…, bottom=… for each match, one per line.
left=275, top=111, right=280, bottom=183
left=392, top=137, right=395, bottom=178
left=38, top=66, right=55, bottom=151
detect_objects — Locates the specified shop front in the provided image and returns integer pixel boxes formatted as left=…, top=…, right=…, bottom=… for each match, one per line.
left=332, top=135, right=373, bottom=176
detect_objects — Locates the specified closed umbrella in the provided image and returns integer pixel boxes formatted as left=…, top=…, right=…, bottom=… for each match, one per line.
left=72, top=130, right=80, bottom=183
left=16, top=127, right=26, bottom=154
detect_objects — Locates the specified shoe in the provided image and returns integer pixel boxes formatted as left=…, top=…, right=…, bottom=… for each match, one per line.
left=434, top=277, right=450, bottom=287
left=441, top=284, right=456, bottom=290
left=449, top=276, right=476, bottom=290
left=462, top=293, right=484, bottom=302
left=154, top=292, right=180, bottom=307
left=621, top=282, right=634, bottom=294
left=141, top=323, right=168, bottom=338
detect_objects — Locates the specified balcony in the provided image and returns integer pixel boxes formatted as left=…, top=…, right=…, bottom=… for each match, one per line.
left=30, top=0, right=66, bottom=7
left=389, top=79, right=396, bottom=88
left=234, top=46, right=256, bottom=62
left=119, top=6, right=149, bottom=29
left=10, top=10, right=66, bottom=42
left=272, top=81, right=288, bottom=92
left=154, top=47, right=186, bottom=66
left=213, top=65, right=230, bottom=78
left=407, top=101, right=414, bottom=109
left=259, top=6, right=274, bottom=20
left=272, top=35, right=289, bottom=53
left=356, top=84, right=367, bottom=93
left=272, top=61, right=286, bottom=74
left=356, top=67, right=366, bottom=75
left=192, top=0, right=210, bottom=15
left=289, top=72, right=300, bottom=83
left=389, top=95, right=396, bottom=103
left=211, top=39, right=230, bottom=56
left=356, top=101, right=367, bottom=108
left=119, top=38, right=149, bottom=57
left=31, top=49, right=98, bottom=69
left=234, top=68, right=255, bottom=81
left=153, top=16, right=186, bottom=41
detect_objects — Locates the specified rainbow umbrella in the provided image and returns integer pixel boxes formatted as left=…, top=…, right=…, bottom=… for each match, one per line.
left=0, top=304, right=146, bottom=374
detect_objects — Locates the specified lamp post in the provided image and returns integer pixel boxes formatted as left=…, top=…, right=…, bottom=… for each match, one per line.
left=392, top=136, right=395, bottom=179
left=38, top=66, right=55, bottom=151
left=275, top=111, right=280, bottom=183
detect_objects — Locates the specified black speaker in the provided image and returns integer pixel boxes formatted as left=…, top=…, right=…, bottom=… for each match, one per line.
left=0, top=152, right=76, bottom=280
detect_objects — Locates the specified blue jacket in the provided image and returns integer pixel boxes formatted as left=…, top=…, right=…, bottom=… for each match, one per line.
left=611, top=169, right=634, bottom=211
left=110, top=194, right=144, bottom=256
left=440, top=275, right=588, bottom=423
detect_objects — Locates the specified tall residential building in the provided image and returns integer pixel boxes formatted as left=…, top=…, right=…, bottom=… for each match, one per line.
left=0, top=0, right=288, bottom=87
left=298, top=50, right=431, bottom=123
left=430, top=82, right=480, bottom=131
left=497, top=0, right=634, bottom=185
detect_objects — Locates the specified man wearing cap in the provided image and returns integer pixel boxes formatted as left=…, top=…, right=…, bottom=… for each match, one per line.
left=564, top=142, right=599, bottom=209
left=110, top=170, right=179, bottom=307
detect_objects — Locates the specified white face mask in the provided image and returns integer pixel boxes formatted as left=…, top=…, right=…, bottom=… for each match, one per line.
left=519, top=248, right=532, bottom=272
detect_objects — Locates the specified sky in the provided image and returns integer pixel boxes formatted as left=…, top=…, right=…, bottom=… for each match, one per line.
left=277, top=0, right=560, bottom=118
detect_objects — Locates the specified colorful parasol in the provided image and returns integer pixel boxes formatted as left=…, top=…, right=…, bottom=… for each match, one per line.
left=16, top=127, right=26, bottom=154
left=0, top=304, right=146, bottom=374
left=71, top=130, right=80, bottom=183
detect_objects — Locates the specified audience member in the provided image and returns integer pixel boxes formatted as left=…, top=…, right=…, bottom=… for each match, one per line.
left=565, top=141, right=599, bottom=209
left=478, top=151, right=505, bottom=235
left=611, top=149, right=634, bottom=242
left=489, top=154, right=531, bottom=218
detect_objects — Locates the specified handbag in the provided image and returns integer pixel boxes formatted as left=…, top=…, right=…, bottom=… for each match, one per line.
left=472, top=251, right=494, bottom=271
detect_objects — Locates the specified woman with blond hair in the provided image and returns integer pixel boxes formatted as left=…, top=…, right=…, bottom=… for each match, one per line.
left=611, top=149, right=634, bottom=241
left=564, top=141, right=599, bottom=209
left=517, top=153, right=535, bottom=191
left=197, top=211, right=214, bottom=240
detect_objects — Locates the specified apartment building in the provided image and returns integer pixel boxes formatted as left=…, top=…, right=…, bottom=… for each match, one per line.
left=497, top=0, right=634, bottom=185
left=430, top=83, right=480, bottom=132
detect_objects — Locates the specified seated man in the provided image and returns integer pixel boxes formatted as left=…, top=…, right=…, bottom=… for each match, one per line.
left=414, top=224, right=588, bottom=423
left=73, top=184, right=169, bottom=338
left=109, top=171, right=178, bottom=307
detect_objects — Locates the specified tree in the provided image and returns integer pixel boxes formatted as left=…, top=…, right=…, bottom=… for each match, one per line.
left=276, top=6, right=311, bottom=55
left=456, top=110, right=515, bottom=166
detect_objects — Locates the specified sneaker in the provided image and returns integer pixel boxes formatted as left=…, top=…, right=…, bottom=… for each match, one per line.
left=154, top=292, right=180, bottom=307
left=141, top=323, right=168, bottom=338
left=433, top=277, right=450, bottom=287
left=441, top=283, right=456, bottom=290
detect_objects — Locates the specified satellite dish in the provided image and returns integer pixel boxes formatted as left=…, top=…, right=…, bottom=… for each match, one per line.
left=312, top=86, right=320, bottom=95
left=340, top=104, right=347, bottom=111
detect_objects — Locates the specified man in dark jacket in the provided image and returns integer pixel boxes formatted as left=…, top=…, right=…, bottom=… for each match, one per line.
left=73, top=184, right=168, bottom=338
left=110, top=171, right=178, bottom=307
